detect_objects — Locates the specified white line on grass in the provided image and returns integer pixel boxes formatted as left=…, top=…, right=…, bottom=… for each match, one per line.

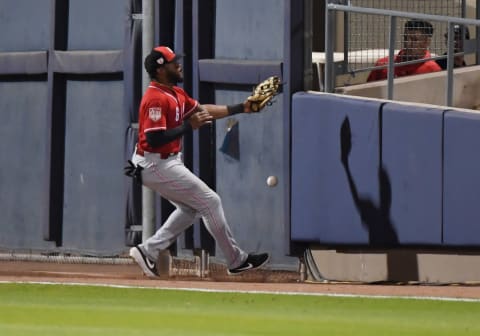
left=1, top=280, right=480, bottom=302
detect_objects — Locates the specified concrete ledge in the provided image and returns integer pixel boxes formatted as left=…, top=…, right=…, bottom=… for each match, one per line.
left=310, top=247, right=480, bottom=284
left=336, top=65, right=480, bottom=110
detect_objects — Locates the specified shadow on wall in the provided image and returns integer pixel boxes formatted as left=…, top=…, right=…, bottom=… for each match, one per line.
left=340, top=117, right=419, bottom=282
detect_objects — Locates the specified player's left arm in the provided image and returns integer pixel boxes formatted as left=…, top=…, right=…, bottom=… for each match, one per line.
left=198, top=101, right=253, bottom=120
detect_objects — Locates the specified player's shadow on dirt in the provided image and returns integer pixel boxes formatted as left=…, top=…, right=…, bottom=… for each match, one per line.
left=340, top=117, right=419, bottom=282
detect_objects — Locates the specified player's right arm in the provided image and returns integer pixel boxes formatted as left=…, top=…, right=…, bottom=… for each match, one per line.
left=145, top=106, right=212, bottom=148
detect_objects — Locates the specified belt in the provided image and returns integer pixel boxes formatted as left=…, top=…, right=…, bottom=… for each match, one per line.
left=136, top=148, right=178, bottom=159
left=160, top=152, right=179, bottom=159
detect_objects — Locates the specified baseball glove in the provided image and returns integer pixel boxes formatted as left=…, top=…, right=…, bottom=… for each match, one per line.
left=247, top=76, right=281, bottom=112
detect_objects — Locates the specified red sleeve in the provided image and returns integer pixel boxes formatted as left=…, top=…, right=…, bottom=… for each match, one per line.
left=183, top=96, right=199, bottom=119
left=419, top=61, right=442, bottom=74
left=143, top=98, right=167, bottom=133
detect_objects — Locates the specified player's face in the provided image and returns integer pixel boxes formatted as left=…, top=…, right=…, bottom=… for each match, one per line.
left=164, top=61, right=183, bottom=84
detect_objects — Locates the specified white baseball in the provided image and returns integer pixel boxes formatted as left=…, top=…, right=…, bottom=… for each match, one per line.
left=266, top=175, right=278, bottom=187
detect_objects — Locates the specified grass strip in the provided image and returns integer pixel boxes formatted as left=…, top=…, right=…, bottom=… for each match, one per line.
left=0, top=283, right=479, bottom=336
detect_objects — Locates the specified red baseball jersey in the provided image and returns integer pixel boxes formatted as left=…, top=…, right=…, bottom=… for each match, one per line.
left=367, top=50, right=441, bottom=82
left=137, top=81, right=198, bottom=154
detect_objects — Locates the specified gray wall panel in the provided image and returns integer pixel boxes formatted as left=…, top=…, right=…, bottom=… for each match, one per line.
left=0, top=0, right=50, bottom=52
left=213, top=1, right=295, bottom=268
left=0, top=51, right=48, bottom=74
left=382, top=103, right=443, bottom=245
left=443, top=110, right=480, bottom=245
left=62, top=80, right=127, bottom=253
left=68, top=0, right=128, bottom=50
left=291, top=93, right=382, bottom=245
left=215, top=90, right=292, bottom=267
left=215, top=0, right=283, bottom=59
left=198, top=59, right=283, bottom=84
left=51, top=50, right=123, bottom=74
left=0, top=81, right=53, bottom=249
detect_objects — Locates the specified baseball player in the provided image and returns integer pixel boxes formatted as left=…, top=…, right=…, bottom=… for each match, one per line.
left=128, top=46, right=269, bottom=277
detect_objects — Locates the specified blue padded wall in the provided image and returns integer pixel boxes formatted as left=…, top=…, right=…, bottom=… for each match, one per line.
left=443, top=110, right=480, bottom=245
left=291, top=93, right=382, bottom=244
left=0, top=81, right=54, bottom=249
left=62, top=80, right=127, bottom=253
left=68, top=0, right=127, bottom=50
left=0, top=0, right=50, bottom=51
left=215, top=90, right=287, bottom=264
left=214, top=0, right=283, bottom=59
left=0, top=0, right=137, bottom=254
left=213, top=0, right=296, bottom=267
left=381, top=103, right=443, bottom=245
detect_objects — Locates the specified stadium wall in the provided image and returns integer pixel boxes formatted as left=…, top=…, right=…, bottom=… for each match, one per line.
left=291, top=91, right=480, bottom=282
left=2, top=0, right=479, bottom=279
left=0, top=0, right=305, bottom=271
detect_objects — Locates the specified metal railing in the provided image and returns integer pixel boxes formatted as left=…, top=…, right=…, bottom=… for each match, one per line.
left=325, top=3, right=480, bottom=106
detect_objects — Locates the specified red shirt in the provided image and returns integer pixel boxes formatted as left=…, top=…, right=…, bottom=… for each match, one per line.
left=137, top=81, right=198, bottom=154
left=367, top=50, right=441, bottom=82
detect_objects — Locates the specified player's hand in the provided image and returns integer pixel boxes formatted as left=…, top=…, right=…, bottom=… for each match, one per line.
left=243, top=100, right=253, bottom=113
left=188, top=110, right=213, bottom=129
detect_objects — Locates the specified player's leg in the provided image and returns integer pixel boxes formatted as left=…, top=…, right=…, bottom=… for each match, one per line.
left=141, top=201, right=198, bottom=260
left=142, top=157, right=248, bottom=269
left=129, top=199, right=196, bottom=277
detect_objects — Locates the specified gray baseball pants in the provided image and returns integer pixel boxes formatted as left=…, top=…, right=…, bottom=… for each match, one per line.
left=132, top=151, right=247, bottom=269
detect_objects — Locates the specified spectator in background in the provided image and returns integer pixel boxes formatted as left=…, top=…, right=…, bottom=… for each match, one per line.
left=367, top=19, right=441, bottom=82
left=436, top=24, right=470, bottom=70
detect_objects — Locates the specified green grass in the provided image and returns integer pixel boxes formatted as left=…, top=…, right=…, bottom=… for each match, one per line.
left=0, top=283, right=479, bottom=336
